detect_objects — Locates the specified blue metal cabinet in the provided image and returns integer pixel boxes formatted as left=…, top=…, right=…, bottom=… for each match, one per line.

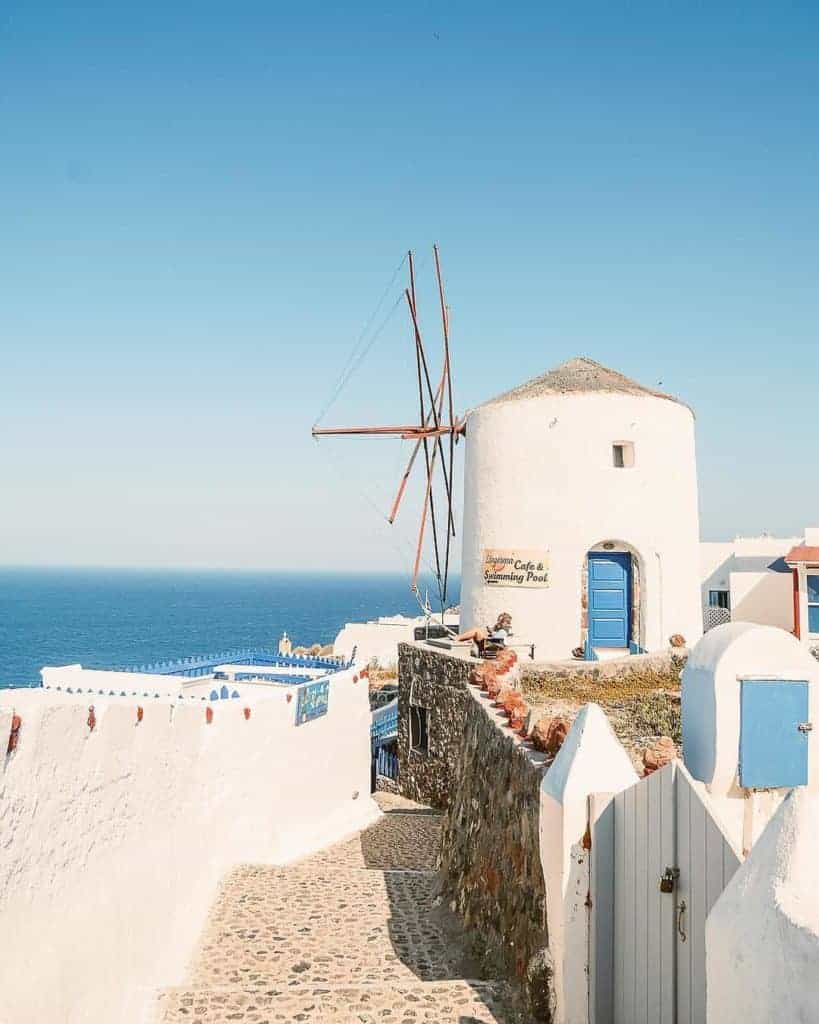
left=739, top=679, right=810, bottom=788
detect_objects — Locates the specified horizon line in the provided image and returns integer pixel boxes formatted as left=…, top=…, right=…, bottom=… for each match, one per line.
left=0, top=563, right=458, bottom=577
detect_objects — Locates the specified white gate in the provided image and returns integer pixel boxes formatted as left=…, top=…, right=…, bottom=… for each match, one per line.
left=590, top=761, right=742, bottom=1024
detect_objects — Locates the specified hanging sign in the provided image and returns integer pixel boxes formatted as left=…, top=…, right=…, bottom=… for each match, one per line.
left=295, top=679, right=330, bottom=725
left=482, top=548, right=550, bottom=588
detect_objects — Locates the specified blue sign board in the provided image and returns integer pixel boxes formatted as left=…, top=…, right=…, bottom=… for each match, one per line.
left=295, top=679, right=330, bottom=725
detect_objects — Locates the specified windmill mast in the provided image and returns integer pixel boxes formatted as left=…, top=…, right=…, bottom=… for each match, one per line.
left=311, top=246, right=462, bottom=609
left=434, top=243, right=456, bottom=603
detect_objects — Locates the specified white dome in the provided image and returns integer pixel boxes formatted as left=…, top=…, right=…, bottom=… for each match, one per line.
left=683, top=623, right=819, bottom=791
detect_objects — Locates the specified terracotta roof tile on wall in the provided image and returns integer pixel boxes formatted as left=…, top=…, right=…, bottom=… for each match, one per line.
left=785, top=546, right=819, bottom=565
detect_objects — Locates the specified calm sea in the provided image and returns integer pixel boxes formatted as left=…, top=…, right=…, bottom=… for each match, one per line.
left=0, top=569, right=459, bottom=687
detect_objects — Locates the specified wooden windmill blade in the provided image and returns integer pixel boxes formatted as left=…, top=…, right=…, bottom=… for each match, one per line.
left=310, top=246, right=462, bottom=609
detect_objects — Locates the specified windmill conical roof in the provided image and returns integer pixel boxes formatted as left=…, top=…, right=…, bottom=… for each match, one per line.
left=480, top=356, right=687, bottom=409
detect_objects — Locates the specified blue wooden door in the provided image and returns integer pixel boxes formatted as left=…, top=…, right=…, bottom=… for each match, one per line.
left=588, top=552, right=631, bottom=648
left=739, top=680, right=809, bottom=788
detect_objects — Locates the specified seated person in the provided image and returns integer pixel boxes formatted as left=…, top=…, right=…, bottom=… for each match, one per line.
left=456, top=613, right=513, bottom=654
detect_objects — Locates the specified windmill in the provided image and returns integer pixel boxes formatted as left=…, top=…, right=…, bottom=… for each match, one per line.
left=311, top=246, right=463, bottom=614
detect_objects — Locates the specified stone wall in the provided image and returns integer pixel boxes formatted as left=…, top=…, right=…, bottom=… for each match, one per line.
left=440, top=685, right=549, bottom=995
left=397, top=642, right=551, bottom=1017
left=397, top=642, right=473, bottom=808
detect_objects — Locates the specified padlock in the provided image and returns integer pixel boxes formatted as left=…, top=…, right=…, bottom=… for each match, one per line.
left=660, top=866, right=679, bottom=893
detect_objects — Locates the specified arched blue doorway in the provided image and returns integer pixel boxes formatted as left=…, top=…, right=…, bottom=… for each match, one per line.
left=587, top=551, right=632, bottom=650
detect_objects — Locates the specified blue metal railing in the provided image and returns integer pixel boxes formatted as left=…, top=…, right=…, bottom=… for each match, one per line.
left=120, top=646, right=351, bottom=678
left=231, top=672, right=313, bottom=684
left=371, top=698, right=398, bottom=748
left=375, top=746, right=398, bottom=781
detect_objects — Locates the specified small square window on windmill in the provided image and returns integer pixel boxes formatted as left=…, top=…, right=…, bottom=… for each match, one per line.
left=613, top=441, right=635, bottom=468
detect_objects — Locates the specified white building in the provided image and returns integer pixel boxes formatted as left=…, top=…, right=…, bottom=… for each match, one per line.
left=700, top=529, right=819, bottom=650
left=459, top=357, right=703, bottom=661
left=700, top=534, right=800, bottom=632
left=0, top=660, right=377, bottom=1024
left=333, top=611, right=459, bottom=668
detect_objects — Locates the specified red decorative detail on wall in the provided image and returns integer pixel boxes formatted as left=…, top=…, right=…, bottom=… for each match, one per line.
left=87, top=706, right=96, bottom=732
left=793, top=568, right=801, bottom=639
left=286, top=693, right=293, bottom=703
left=353, top=674, right=359, bottom=684
left=136, top=706, right=144, bottom=724
left=7, top=714, right=22, bottom=754
left=206, top=706, right=213, bottom=724
left=243, top=707, right=251, bottom=720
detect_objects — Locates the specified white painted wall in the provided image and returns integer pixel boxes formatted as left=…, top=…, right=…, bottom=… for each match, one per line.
left=706, top=788, right=819, bottom=1022
left=700, top=535, right=801, bottom=634
left=729, top=567, right=794, bottom=630
left=41, top=663, right=333, bottom=701
left=540, top=703, right=638, bottom=1024
left=41, top=663, right=184, bottom=696
left=212, top=662, right=328, bottom=680
left=682, top=622, right=819, bottom=852
left=699, top=540, right=735, bottom=590
left=333, top=613, right=458, bottom=667
left=461, top=392, right=702, bottom=660
left=181, top=676, right=300, bottom=699
left=0, top=669, right=378, bottom=1024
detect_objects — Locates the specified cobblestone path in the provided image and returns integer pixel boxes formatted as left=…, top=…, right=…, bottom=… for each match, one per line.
left=156, top=793, right=519, bottom=1023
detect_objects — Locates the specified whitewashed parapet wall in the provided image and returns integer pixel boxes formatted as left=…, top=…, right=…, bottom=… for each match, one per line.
left=40, top=664, right=328, bottom=700
left=0, top=670, right=378, bottom=1024
left=460, top=390, right=702, bottom=659
left=540, top=704, right=638, bottom=1024
left=707, top=789, right=819, bottom=1022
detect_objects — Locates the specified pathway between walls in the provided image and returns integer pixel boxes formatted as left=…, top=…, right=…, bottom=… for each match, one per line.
left=154, top=793, right=521, bottom=1024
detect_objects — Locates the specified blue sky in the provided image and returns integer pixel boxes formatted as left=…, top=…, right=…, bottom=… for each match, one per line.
left=1, top=2, right=817, bottom=570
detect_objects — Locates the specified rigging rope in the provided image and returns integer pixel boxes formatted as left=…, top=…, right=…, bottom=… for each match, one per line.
left=310, top=432, right=444, bottom=590
left=312, top=253, right=407, bottom=429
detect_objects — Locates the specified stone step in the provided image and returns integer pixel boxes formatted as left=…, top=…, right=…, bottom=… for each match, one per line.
left=293, top=810, right=443, bottom=872
left=190, top=867, right=469, bottom=987
left=156, top=979, right=516, bottom=1023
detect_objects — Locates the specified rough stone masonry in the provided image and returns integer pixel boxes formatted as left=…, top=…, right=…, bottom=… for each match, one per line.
left=397, top=642, right=551, bottom=1017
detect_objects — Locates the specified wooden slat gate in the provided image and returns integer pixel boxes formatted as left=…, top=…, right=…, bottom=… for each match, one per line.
left=590, top=761, right=742, bottom=1024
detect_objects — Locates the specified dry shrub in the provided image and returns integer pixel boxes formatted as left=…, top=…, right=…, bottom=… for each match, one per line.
left=522, top=663, right=682, bottom=705
left=623, top=692, right=682, bottom=744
